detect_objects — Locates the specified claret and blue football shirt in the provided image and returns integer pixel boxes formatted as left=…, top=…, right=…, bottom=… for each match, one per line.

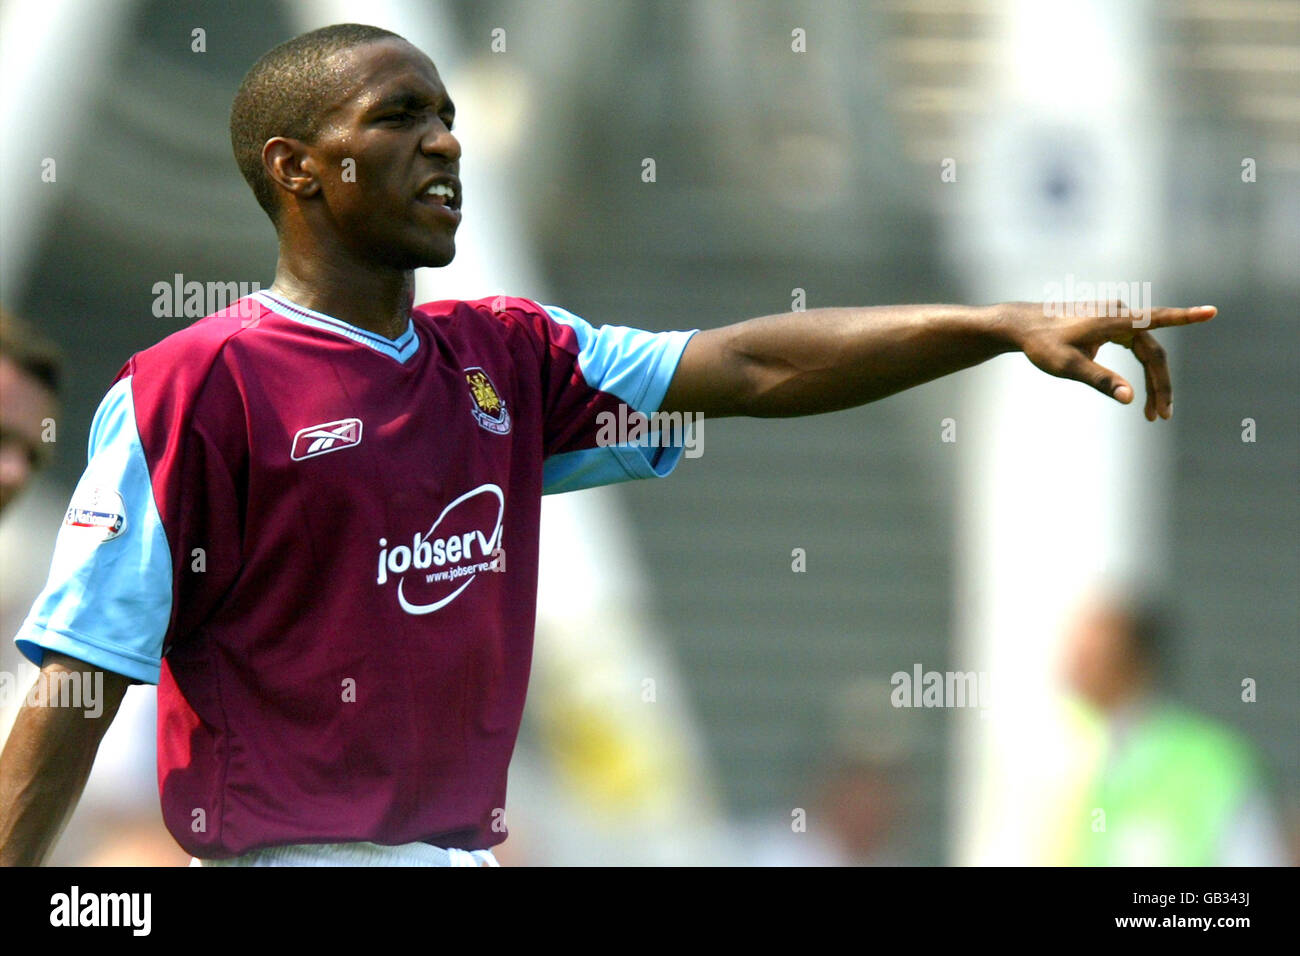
left=14, top=292, right=697, bottom=857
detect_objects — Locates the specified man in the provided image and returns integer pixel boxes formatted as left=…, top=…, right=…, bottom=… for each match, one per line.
left=0, top=309, right=60, bottom=516
left=0, top=23, right=1214, bottom=867
left=1057, top=590, right=1287, bottom=866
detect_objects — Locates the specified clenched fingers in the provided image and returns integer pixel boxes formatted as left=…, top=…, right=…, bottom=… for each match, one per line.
left=1130, top=330, right=1172, bottom=420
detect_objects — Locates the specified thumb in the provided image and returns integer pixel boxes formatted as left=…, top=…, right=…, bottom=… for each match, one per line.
left=1062, top=352, right=1133, bottom=404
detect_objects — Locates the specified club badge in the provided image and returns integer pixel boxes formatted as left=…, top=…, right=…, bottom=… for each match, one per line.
left=465, top=367, right=511, bottom=434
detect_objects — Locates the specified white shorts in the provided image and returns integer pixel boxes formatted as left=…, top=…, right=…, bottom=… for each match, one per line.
left=189, top=841, right=500, bottom=867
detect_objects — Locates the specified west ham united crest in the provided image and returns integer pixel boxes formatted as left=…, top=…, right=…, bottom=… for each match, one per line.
left=465, top=367, right=511, bottom=434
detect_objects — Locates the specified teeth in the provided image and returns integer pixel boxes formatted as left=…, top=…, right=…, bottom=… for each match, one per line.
left=426, top=183, right=455, bottom=200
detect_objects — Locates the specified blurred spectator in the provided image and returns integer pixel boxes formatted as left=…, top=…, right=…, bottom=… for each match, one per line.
left=0, top=308, right=60, bottom=514
left=745, top=678, right=921, bottom=866
left=1058, top=589, right=1288, bottom=866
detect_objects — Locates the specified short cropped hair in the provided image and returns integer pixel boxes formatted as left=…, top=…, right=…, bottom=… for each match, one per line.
left=1112, top=590, right=1174, bottom=676
left=230, top=23, right=404, bottom=224
left=0, top=308, right=61, bottom=395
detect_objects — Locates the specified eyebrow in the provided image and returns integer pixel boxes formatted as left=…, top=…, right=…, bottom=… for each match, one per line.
left=369, top=89, right=455, bottom=117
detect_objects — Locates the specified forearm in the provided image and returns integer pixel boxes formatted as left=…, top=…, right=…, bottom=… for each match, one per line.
left=0, top=662, right=126, bottom=866
left=705, top=303, right=1016, bottom=418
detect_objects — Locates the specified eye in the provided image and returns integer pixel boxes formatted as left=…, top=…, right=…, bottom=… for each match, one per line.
left=441, top=115, right=455, bottom=132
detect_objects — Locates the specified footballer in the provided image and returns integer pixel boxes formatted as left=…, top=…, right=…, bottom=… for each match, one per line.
left=0, top=24, right=1214, bottom=866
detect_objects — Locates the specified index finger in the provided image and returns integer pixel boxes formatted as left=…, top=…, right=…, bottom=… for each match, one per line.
left=1142, top=305, right=1217, bottom=329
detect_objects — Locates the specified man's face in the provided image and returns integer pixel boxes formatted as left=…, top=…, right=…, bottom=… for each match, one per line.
left=1061, top=601, right=1140, bottom=710
left=299, top=39, right=462, bottom=269
left=0, top=356, right=56, bottom=514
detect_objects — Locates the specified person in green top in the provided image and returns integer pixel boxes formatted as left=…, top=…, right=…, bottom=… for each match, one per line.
left=1061, top=590, right=1288, bottom=866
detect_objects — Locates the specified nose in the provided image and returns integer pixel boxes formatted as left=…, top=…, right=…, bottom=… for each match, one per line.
left=422, top=118, right=461, bottom=165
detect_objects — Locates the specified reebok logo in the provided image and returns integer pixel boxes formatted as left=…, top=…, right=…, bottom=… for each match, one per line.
left=291, top=418, right=363, bottom=460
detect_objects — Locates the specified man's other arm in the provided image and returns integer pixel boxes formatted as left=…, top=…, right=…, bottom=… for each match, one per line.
left=661, top=301, right=1215, bottom=421
left=0, top=652, right=132, bottom=866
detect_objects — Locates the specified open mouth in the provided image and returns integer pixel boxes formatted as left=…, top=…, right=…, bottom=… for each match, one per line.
left=418, top=177, right=461, bottom=210
left=416, top=178, right=462, bottom=225
left=423, top=182, right=458, bottom=208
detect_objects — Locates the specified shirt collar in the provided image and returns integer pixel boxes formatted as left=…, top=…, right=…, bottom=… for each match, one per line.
left=251, top=290, right=420, bottom=364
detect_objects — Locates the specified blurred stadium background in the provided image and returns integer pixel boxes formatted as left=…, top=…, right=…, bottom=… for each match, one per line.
left=0, top=0, right=1296, bottom=865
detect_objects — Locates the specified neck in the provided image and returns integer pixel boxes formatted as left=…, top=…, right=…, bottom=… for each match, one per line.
left=271, top=247, right=416, bottom=341
left=1095, top=680, right=1153, bottom=718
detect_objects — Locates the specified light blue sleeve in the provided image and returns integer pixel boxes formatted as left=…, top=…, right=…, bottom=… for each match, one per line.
left=539, top=304, right=700, bottom=495
left=14, top=377, right=173, bottom=684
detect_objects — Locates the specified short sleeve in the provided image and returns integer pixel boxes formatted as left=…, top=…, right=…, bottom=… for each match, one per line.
left=534, top=303, right=699, bottom=495
left=14, top=377, right=173, bottom=684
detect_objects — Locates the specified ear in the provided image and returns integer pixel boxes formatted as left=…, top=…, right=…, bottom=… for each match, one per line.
left=263, top=136, right=322, bottom=201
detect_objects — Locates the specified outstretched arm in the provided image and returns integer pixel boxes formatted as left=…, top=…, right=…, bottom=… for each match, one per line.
left=660, top=301, right=1216, bottom=421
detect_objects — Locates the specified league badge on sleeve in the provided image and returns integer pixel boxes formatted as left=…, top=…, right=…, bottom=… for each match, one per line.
left=65, top=486, right=127, bottom=542
left=465, top=367, right=511, bottom=434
